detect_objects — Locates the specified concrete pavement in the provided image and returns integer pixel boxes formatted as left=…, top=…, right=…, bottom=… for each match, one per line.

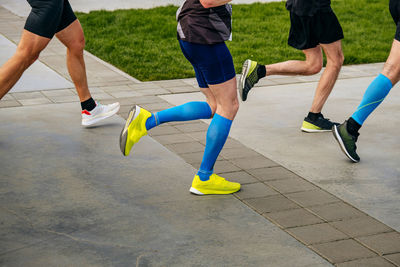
left=0, top=1, right=400, bottom=267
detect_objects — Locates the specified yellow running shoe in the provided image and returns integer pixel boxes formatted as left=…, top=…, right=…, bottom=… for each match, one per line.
left=119, top=105, right=152, bottom=156
left=189, top=174, right=241, bottom=195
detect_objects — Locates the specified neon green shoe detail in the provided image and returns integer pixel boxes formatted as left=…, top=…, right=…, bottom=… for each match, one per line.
left=239, top=59, right=261, bottom=101
left=301, top=120, right=323, bottom=132
left=189, top=174, right=241, bottom=195
left=301, top=115, right=338, bottom=133
left=119, top=105, right=152, bottom=156
left=246, top=60, right=258, bottom=78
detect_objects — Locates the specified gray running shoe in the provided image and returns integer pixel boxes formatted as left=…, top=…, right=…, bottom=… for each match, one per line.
left=332, top=121, right=360, bottom=163
left=239, top=59, right=261, bottom=101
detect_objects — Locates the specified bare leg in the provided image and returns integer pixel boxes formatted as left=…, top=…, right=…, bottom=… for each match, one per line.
left=200, top=87, right=217, bottom=116
left=0, top=30, right=50, bottom=99
left=56, top=19, right=91, bottom=102
left=193, top=76, right=240, bottom=193
left=208, top=77, right=239, bottom=120
left=266, top=46, right=323, bottom=76
left=310, top=40, right=344, bottom=113
left=382, top=39, right=400, bottom=85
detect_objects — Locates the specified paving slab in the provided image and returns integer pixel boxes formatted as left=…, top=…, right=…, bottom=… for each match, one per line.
left=0, top=103, right=332, bottom=266
left=0, top=34, right=73, bottom=93
left=161, top=76, right=400, bottom=232
left=336, top=257, right=395, bottom=267
left=264, top=208, right=323, bottom=229
left=357, top=232, right=400, bottom=256
left=311, top=239, right=376, bottom=264
left=287, top=223, right=349, bottom=245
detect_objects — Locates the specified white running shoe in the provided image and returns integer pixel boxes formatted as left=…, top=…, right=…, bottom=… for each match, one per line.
left=81, top=102, right=120, bottom=126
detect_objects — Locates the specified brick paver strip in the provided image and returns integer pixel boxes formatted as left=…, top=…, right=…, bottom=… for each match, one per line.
left=0, top=100, right=21, bottom=108
left=331, top=216, right=393, bottom=238
left=148, top=125, right=181, bottom=136
left=174, top=121, right=209, bottom=132
left=177, top=151, right=205, bottom=164
left=245, top=195, right=300, bottom=213
left=1, top=6, right=399, bottom=265
left=219, top=171, right=259, bottom=185
left=212, top=160, right=241, bottom=173
left=308, top=202, right=367, bottom=221
left=246, top=166, right=299, bottom=181
left=285, top=190, right=341, bottom=207
left=234, top=183, right=278, bottom=200
left=287, top=223, right=348, bottom=245
left=264, top=208, right=323, bottom=229
left=165, top=142, right=205, bottom=154
left=336, top=257, right=395, bottom=267
left=266, top=177, right=318, bottom=194
left=311, top=239, right=376, bottom=264
left=357, top=232, right=400, bottom=256
left=219, top=147, right=262, bottom=159
left=230, top=156, right=279, bottom=170
left=12, top=91, right=45, bottom=100
left=385, top=253, right=400, bottom=266
left=152, top=133, right=195, bottom=145
left=18, top=98, right=52, bottom=106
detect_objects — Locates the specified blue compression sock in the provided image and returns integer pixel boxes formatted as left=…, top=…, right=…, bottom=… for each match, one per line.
left=351, top=74, right=393, bottom=125
left=145, top=101, right=212, bottom=130
left=197, top=114, right=232, bottom=181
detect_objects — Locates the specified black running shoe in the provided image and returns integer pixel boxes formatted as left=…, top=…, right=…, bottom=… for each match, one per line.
left=239, top=59, right=261, bottom=101
left=301, top=114, right=339, bottom=133
left=332, top=121, right=360, bottom=163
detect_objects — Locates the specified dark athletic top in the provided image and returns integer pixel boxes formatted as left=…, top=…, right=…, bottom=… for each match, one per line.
left=286, top=0, right=332, bottom=16
left=176, top=0, right=232, bottom=44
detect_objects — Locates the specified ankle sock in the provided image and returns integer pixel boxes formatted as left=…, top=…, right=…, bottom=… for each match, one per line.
left=307, top=112, right=321, bottom=122
left=257, top=64, right=266, bottom=78
left=347, top=117, right=361, bottom=136
left=145, top=101, right=212, bottom=130
left=197, top=114, right=232, bottom=181
left=81, top=97, right=96, bottom=111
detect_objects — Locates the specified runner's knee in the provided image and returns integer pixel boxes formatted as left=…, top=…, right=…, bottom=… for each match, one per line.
left=304, top=61, right=323, bottom=75
left=220, top=97, right=239, bottom=117
left=67, top=35, right=85, bottom=55
left=328, top=49, right=344, bottom=69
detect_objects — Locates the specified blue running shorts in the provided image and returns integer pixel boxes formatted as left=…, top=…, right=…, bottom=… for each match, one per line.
left=179, top=40, right=236, bottom=88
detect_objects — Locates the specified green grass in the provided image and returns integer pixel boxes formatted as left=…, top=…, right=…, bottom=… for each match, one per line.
left=77, top=0, right=394, bottom=81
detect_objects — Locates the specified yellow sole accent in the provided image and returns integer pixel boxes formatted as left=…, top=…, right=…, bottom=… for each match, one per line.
left=302, top=121, right=322, bottom=130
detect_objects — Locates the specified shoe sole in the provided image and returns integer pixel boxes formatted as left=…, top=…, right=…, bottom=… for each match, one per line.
left=239, top=59, right=251, bottom=102
left=119, top=105, right=140, bottom=156
left=82, top=103, right=120, bottom=126
left=189, top=187, right=240, bottom=195
left=301, top=127, right=332, bottom=133
left=332, top=125, right=359, bottom=163
left=189, top=187, right=205, bottom=195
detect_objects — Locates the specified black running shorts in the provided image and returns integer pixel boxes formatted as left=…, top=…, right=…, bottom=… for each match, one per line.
left=24, top=0, right=77, bottom=39
left=288, top=9, right=344, bottom=50
left=390, top=0, right=400, bottom=41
